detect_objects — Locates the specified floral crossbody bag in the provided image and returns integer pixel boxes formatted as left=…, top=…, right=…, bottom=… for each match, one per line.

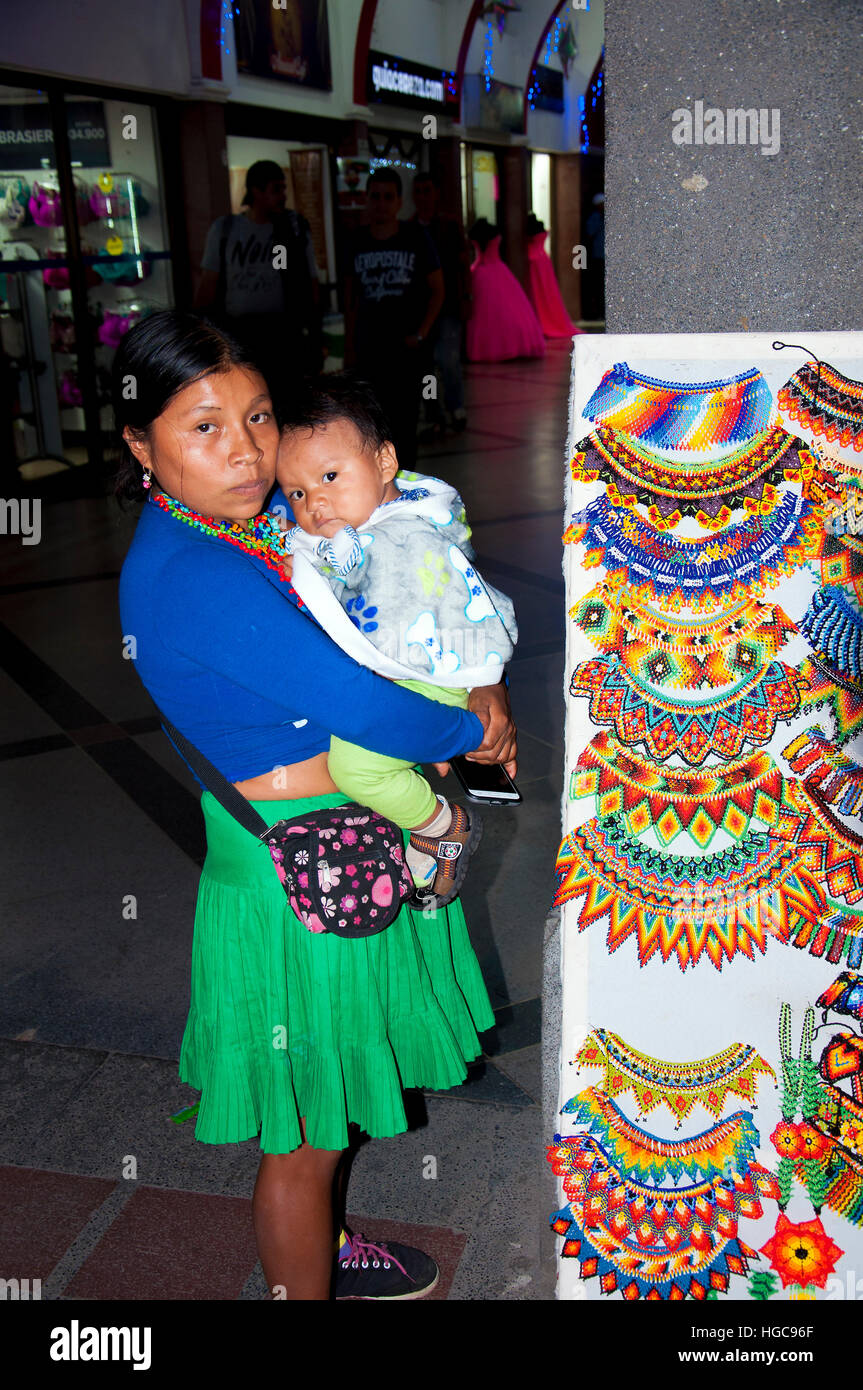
left=161, top=718, right=414, bottom=938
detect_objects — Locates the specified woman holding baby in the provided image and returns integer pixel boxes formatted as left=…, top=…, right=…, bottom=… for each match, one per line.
left=115, top=311, right=516, bottom=1301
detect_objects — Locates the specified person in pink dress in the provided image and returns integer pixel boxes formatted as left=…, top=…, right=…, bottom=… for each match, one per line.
left=526, top=213, right=582, bottom=339
left=466, top=219, right=545, bottom=363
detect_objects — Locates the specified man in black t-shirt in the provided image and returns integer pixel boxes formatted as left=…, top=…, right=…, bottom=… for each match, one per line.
left=344, top=168, right=444, bottom=468
left=196, top=159, right=322, bottom=405
left=412, top=171, right=472, bottom=432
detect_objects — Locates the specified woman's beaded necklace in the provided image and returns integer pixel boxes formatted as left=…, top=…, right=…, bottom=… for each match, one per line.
left=152, top=492, right=300, bottom=598
left=152, top=491, right=283, bottom=566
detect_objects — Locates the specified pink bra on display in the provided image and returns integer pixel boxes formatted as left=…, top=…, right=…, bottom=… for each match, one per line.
left=42, top=252, right=70, bottom=289
left=98, top=309, right=139, bottom=348
left=28, top=183, right=63, bottom=228
left=89, top=181, right=149, bottom=221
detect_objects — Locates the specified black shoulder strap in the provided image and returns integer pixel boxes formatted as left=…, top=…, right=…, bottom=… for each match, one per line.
left=161, top=715, right=271, bottom=840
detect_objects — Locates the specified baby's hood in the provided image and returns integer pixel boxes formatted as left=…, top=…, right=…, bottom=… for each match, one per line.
left=367, top=470, right=472, bottom=550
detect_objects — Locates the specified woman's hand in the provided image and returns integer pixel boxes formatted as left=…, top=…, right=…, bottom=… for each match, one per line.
left=430, top=681, right=517, bottom=780
left=465, top=681, right=517, bottom=776
left=431, top=681, right=516, bottom=778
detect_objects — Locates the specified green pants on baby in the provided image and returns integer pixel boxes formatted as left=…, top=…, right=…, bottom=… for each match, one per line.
left=327, top=679, right=469, bottom=829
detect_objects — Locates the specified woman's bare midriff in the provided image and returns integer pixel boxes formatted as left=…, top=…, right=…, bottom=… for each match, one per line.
left=233, top=750, right=339, bottom=801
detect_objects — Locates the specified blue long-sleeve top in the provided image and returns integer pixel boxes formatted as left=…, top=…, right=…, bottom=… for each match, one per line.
left=119, top=498, right=484, bottom=782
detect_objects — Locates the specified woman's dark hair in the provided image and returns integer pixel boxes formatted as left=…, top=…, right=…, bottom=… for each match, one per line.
left=280, top=373, right=393, bottom=456
left=111, top=310, right=260, bottom=504
left=469, top=217, right=498, bottom=251
left=526, top=212, right=545, bottom=237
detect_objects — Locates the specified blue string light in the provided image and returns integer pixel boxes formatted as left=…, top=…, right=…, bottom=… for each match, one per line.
left=483, top=18, right=495, bottom=92
left=528, top=67, right=539, bottom=111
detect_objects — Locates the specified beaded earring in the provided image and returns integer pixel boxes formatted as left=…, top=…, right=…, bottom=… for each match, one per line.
left=142, top=468, right=152, bottom=490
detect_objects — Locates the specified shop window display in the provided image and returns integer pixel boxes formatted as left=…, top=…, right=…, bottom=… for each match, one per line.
left=0, top=86, right=172, bottom=478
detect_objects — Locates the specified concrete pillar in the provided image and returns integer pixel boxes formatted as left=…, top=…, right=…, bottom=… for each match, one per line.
left=178, top=101, right=230, bottom=305
left=500, top=144, right=530, bottom=287
left=604, top=0, right=862, bottom=332
left=553, top=153, right=581, bottom=323
left=431, top=135, right=464, bottom=225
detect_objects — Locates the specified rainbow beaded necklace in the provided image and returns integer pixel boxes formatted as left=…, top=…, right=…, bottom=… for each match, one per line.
left=152, top=491, right=293, bottom=579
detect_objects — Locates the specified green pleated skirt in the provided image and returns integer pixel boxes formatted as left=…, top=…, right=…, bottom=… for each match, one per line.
left=178, top=791, right=496, bottom=1154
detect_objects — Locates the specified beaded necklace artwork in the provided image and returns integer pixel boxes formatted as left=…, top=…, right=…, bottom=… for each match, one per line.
left=556, top=777, right=863, bottom=969
left=583, top=363, right=773, bottom=452
left=553, top=813, right=823, bottom=971
left=152, top=491, right=299, bottom=589
left=563, top=492, right=822, bottom=614
left=548, top=1128, right=778, bottom=1299
left=782, top=780, right=863, bottom=969
left=560, top=1088, right=761, bottom=1180
left=798, top=655, right=863, bottom=744
left=817, top=529, right=863, bottom=603
left=778, top=360, right=863, bottom=453
left=549, top=1202, right=765, bottom=1301
left=569, top=733, right=787, bottom=848
left=569, top=654, right=807, bottom=765
left=800, top=585, right=863, bottom=683
left=570, top=584, right=796, bottom=690
left=572, top=1030, right=776, bottom=1126
left=784, top=727, right=863, bottom=818
left=570, top=425, right=821, bottom=531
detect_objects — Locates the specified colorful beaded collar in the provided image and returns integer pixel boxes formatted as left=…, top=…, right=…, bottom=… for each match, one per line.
left=560, top=1087, right=761, bottom=1182
left=553, top=814, right=820, bottom=972
left=563, top=491, right=822, bottom=614
left=569, top=732, right=787, bottom=848
left=152, top=492, right=291, bottom=577
left=570, top=583, right=796, bottom=691
left=800, top=585, right=863, bottom=686
left=570, top=424, right=821, bottom=531
left=583, top=363, right=773, bottom=452
left=568, top=653, right=807, bottom=765
left=778, top=359, right=863, bottom=453
left=554, top=782, right=863, bottom=972
left=549, top=1199, right=764, bottom=1301
left=572, top=1030, right=776, bottom=1126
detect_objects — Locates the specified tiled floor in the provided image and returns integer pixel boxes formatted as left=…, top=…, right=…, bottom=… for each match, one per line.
left=0, top=342, right=572, bottom=1300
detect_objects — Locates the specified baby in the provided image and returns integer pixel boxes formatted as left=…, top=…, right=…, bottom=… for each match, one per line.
left=275, top=375, right=517, bottom=908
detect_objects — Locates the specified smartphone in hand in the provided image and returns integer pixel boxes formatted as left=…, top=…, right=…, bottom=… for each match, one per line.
left=449, top=755, right=521, bottom=806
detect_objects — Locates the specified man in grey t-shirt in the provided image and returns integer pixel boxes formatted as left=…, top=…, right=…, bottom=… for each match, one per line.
left=196, top=159, right=321, bottom=402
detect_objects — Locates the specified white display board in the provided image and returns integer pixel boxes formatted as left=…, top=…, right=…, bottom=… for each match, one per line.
left=555, top=332, right=863, bottom=1303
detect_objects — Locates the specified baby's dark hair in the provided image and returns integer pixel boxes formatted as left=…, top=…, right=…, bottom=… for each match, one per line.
left=280, top=373, right=394, bottom=456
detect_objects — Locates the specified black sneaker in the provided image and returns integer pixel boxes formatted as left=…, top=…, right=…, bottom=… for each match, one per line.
left=334, top=1232, right=440, bottom=1300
